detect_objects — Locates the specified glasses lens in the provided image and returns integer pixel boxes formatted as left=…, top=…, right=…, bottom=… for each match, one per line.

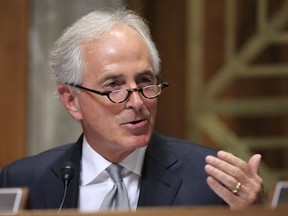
left=143, top=85, right=161, bottom=98
left=109, top=84, right=163, bottom=103
left=109, top=90, right=128, bottom=103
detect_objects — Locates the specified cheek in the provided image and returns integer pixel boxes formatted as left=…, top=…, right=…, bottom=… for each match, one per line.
left=78, top=94, right=118, bottom=122
left=146, top=100, right=158, bottom=123
left=81, top=104, right=121, bottom=136
left=149, top=100, right=158, bottom=114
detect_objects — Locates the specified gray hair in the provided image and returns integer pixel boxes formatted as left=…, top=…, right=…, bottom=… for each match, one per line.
left=49, top=8, right=161, bottom=85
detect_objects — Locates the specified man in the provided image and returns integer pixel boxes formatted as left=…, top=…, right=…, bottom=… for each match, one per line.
left=0, top=8, right=263, bottom=211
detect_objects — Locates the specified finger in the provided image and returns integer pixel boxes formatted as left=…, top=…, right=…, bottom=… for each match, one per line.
left=211, top=151, right=259, bottom=181
left=205, top=163, right=243, bottom=194
left=248, top=154, right=261, bottom=174
left=206, top=176, right=246, bottom=210
left=208, top=153, right=264, bottom=205
left=217, top=151, right=247, bottom=170
left=206, top=152, right=264, bottom=208
left=206, top=154, right=244, bottom=181
left=206, top=154, right=254, bottom=197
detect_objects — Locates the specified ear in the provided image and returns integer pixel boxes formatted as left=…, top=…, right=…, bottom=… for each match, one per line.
left=57, top=84, right=83, bottom=121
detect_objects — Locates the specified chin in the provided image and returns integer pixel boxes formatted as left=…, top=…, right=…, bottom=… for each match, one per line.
left=122, top=134, right=150, bottom=149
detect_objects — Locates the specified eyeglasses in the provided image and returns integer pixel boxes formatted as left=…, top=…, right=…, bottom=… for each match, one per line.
left=67, top=81, right=169, bottom=103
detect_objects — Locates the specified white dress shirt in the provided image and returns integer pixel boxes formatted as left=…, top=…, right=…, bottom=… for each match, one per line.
left=79, top=137, right=147, bottom=212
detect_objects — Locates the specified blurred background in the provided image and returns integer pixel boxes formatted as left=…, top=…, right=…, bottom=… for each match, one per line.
left=1, top=0, right=288, bottom=201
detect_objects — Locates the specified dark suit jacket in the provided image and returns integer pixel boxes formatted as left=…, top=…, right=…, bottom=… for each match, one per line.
left=0, top=132, right=225, bottom=210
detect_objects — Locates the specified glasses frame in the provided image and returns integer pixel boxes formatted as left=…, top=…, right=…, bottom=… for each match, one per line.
left=67, top=79, right=169, bottom=103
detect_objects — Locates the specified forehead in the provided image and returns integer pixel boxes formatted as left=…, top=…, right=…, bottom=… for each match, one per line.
left=81, top=25, right=153, bottom=81
left=82, top=24, right=149, bottom=57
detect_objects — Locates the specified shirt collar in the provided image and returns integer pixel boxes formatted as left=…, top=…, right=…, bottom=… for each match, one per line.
left=81, top=136, right=147, bottom=186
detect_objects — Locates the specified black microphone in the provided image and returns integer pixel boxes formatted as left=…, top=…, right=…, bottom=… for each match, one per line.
left=58, top=161, right=75, bottom=212
left=61, top=161, right=75, bottom=187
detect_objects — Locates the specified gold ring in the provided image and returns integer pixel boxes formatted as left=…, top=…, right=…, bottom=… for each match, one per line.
left=232, top=182, right=242, bottom=194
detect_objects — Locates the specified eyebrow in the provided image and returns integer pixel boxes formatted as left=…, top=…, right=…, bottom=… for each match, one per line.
left=98, top=70, right=155, bottom=84
left=98, top=73, right=124, bottom=84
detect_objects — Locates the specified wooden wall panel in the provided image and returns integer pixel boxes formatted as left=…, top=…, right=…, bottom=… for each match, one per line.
left=0, top=0, right=28, bottom=168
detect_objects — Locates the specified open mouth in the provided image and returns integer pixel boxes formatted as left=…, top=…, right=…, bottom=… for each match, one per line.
left=130, top=119, right=144, bottom=125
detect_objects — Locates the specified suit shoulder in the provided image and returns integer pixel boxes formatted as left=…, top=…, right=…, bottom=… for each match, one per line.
left=3, top=143, right=74, bottom=170
left=159, top=134, right=218, bottom=157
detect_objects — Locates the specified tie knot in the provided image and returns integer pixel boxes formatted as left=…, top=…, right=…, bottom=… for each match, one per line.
left=106, top=164, right=123, bottom=183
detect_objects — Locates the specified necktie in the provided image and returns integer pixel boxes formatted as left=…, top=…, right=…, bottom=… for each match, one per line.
left=100, top=164, right=130, bottom=211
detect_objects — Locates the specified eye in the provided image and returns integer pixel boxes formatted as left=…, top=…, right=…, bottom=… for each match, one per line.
left=104, top=80, right=123, bottom=90
left=138, top=76, right=155, bottom=85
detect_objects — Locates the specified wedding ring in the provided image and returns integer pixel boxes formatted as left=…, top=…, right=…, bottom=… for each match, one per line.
left=232, top=182, right=242, bottom=194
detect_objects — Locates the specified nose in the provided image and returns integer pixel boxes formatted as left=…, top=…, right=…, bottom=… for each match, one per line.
left=125, top=89, right=144, bottom=109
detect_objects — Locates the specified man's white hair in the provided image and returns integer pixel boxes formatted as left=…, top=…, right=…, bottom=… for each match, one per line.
left=49, top=8, right=161, bottom=85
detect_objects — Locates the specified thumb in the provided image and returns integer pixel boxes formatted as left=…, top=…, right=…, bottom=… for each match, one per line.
left=248, top=154, right=262, bottom=174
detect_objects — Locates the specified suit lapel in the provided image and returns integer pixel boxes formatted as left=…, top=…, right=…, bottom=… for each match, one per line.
left=138, top=133, right=183, bottom=207
left=41, top=136, right=83, bottom=209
